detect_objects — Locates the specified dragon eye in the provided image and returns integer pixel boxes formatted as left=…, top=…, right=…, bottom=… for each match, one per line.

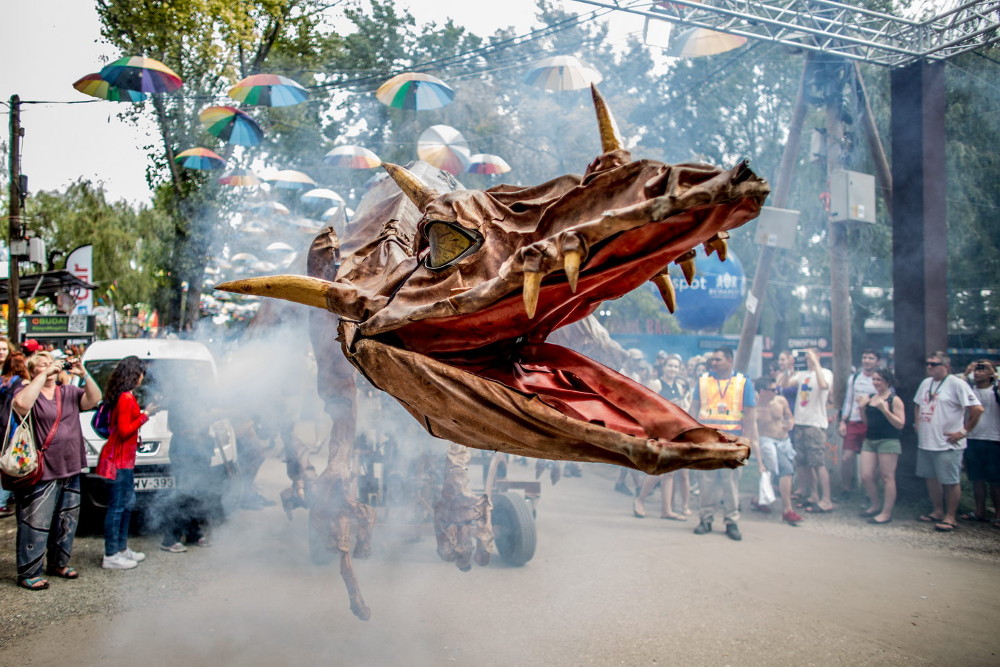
left=424, top=221, right=483, bottom=270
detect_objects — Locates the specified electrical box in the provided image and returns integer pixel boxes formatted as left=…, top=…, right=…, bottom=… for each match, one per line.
left=28, top=237, right=46, bottom=264
left=9, top=240, right=29, bottom=257
left=754, top=206, right=800, bottom=249
left=830, top=169, right=876, bottom=224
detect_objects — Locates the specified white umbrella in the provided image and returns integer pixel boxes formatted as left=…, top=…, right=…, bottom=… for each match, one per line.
left=266, top=241, right=296, bottom=252
left=524, top=55, right=603, bottom=91
left=301, top=188, right=345, bottom=205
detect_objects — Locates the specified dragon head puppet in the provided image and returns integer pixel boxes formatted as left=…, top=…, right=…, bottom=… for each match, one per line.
left=219, top=86, right=770, bottom=475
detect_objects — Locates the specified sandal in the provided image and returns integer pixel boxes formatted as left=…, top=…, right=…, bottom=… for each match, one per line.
left=959, top=512, right=987, bottom=522
left=934, top=521, right=958, bottom=532
left=46, top=566, right=79, bottom=579
left=917, top=513, right=944, bottom=523
left=18, top=576, right=49, bottom=591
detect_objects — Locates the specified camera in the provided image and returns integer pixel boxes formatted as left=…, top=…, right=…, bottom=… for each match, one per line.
left=62, top=360, right=74, bottom=371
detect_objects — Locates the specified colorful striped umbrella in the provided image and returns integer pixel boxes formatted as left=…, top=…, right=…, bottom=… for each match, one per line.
left=467, top=153, right=511, bottom=175
left=269, top=169, right=317, bottom=190
left=99, top=56, right=183, bottom=93
left=174, top=147, right=226, bottom=170
left=524, top=55, right=602, bottom=91
left=323, top=145, right=382, bottom=169
left=228, top=73, right=309, bottom=107
left=301, top=188, right=345, bottom=206
left=417, top=125, right=471, bottom=175
left=199, top=106, right=263, bottom=146
left=376, top=72, right=455, bottom=111
left=72, top=73, right=148, bottom=102
left=218, top=168, right=261, bottom=187
left=670, top=28, right=747, bottom=57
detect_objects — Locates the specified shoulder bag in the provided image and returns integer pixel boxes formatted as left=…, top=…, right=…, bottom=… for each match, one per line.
left=0, top=386, right=64, bottom=490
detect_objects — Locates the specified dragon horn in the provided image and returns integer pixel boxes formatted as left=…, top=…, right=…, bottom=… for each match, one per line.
left=591, top=84, right=624, bottom=153
left=216, top=276, right=341, bottom=313
left=382, top=162, right=439, bottom=213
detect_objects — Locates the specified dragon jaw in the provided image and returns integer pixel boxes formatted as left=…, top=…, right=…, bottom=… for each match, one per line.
left=217, top=86, right=770, bottom=474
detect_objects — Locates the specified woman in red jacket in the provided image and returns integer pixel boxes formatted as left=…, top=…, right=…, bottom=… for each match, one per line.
left=95, top=356, right=158, bottom=570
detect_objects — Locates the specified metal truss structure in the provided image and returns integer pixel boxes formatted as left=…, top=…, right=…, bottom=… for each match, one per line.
left=570, top=1, right=1000, bottom=67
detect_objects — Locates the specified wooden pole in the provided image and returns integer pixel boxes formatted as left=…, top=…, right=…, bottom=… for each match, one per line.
left=7, top=95, right=22, bottom=343
left=734, top=56, right=811, bottom=373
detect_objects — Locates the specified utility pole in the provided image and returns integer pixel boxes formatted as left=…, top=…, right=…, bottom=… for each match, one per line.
left=825, top=66, right=852, bottom=412
left=7, top=95, right=22, bottom=343
left=734, top=56, right=811, bottom=373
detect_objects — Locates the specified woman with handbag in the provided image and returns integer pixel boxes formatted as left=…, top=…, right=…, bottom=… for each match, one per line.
left=9, top=352, right=101, bottom=590
left=95, top=356, right=158, bottom=570
left=0, top=344, right=27, bottom=519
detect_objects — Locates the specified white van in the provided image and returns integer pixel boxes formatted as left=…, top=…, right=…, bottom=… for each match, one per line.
left=80, top=339, right=238, bottom=516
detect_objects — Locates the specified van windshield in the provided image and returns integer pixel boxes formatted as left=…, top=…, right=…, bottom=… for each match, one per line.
left=84, top=359, right=214, bottom=407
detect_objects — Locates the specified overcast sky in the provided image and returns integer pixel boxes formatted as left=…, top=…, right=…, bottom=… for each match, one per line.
left=0, top=1, right=646, bottom=206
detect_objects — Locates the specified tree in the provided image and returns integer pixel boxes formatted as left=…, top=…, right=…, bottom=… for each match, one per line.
left=24, top=179, right=171, bottom=308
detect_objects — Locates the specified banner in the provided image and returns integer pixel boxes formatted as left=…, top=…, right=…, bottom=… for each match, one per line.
left=65, top=245, right=93, bottom=315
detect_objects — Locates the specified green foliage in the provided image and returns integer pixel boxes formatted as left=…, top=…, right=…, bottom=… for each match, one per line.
left=25, top=180, right=171, bottom=307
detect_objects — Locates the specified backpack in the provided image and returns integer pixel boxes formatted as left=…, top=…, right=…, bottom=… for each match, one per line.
left=91, top=400, right=113, bottom=439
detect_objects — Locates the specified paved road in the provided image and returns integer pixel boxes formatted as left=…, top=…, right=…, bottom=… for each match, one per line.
left=5, top=456, right=1000, bottom=666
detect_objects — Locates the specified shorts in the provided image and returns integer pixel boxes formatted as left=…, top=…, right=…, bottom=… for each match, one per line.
left=964, top=439, right=1000, bottom=484
left=842, top=420, right=867, bottom=453
left=861, top=438, right=901, bottom=455
left=793, top=425, right=827, bottom=468
left=759, top=436, right=795, bottom=478
left=916, top=448, right=963, bottom=485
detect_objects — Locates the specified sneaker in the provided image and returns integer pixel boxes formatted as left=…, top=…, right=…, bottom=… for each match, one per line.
left=782, top=510, right=804, bottom=526
left=0, top=505, right=13, bottom=519
left=194, top=537, right=212, bottom=547
left=749, top=499, right=772, bottom=514
left=724, top=522, right=743, bottom=541
left=102, top=553, right=138, bottom=570
left=160, top=542, right=188, bottom=553
left=120, top=548, right=146, bottom=562
left=693, top=520, right=712, bottom=535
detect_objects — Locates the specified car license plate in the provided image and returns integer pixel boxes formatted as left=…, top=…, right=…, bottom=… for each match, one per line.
left=134, top=475, right=175, bottom=491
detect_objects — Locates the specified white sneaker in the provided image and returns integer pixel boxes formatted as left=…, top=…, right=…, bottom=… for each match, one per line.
left=102, top=553, right=138, bottom=570
left=120, top=548, right=146, bottom=562
left=160, top=542, right=187, bottom=553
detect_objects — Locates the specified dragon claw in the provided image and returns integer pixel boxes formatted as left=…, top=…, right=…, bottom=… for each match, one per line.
left=675, top=250, right=697, bottom=285
left=523, top=271, right=543, bottom=319
left=704, top=231, right=730, bottom=262
left=563, top=250, right=582, bottom=293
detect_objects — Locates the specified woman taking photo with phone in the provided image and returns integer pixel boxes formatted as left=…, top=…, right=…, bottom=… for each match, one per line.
left=95, top=356, right=158, bottom=570
left=10, top=352, right=101, bottom=590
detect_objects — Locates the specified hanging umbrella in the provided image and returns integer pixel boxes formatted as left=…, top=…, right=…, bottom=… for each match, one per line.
left=99, top=56, right=183, bottom=93
left=199, top=106, right=263, bottom=146
left=266, top=242, right=295, bottom=252
left=417, top=125, right=471, bottom=175
left=301, top=188, right=345, bottom=206
left=72, top=73, right=148, bottom=102
left=323, top=145, right=381, bottom=169
left=230, top=252, right=259, bottom=263
left=376, top=72, right=455, bottom=111
left=228, top=73, right=309, bottom=107
left=246, top=201, right=290, bottom=216
left=321, top=206, right=345, bottom=220
left=286, top=216, right=323, bottom=230
left=269, top=169, right=317, bottom=190
left=670, top=28, right=747, bottom=57
left=174, top=147, right=226, bottom=170
left=524, top=55, right=603, bottom=91
left=218, top=168, right=261, bottom=186
left=467, top=153, right=512, bottom=175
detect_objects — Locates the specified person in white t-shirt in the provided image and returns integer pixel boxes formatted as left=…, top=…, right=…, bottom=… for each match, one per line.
left=961, top=359, right=1000, bottom=526
left=785, top=348, right=835, bottom=512
left=913, top=351, right=983, bottom=532
left=836, top=349, right=880, bottom=499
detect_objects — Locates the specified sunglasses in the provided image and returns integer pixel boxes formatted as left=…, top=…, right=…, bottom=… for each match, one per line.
left=926, top=361, right=943, bottom=367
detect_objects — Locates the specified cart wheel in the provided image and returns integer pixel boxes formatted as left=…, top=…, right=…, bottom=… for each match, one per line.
left=492, top=492, right=536, bottom=566
left=308, top=509, right=335, bottom=566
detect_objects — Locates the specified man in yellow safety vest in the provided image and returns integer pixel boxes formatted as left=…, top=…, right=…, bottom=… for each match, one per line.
left=690, top=346, right=762, bottom=541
